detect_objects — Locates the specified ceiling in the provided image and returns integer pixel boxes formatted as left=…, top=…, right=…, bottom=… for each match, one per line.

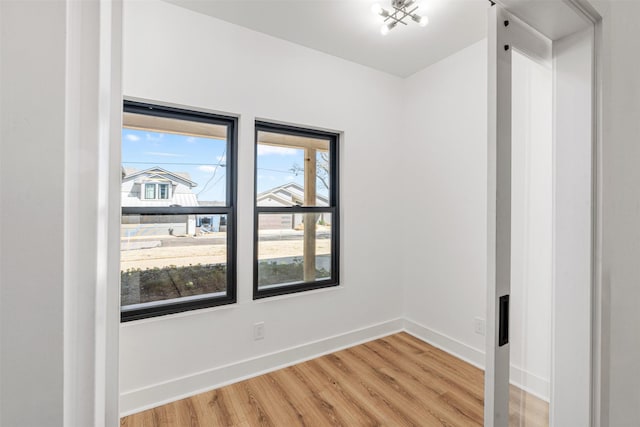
left=164, top=0, right=490, bottom=77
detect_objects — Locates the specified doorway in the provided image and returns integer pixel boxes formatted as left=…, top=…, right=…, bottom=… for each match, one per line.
left=485, top=2, right=598, bottom=426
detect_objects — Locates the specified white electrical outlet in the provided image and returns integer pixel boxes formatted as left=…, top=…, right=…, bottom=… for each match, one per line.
left=254, top=322, right=265, bottom=340
left=473, top=317, right=485, bottom=336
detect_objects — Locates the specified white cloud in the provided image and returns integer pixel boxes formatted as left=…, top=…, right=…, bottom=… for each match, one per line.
left=258, top=174, right=276, bottom=181
left=125, top=134, right=140, bottom=141
left=186, top=136, right=196, bottom=143
left=144, top=151, right=184, bottom=157
left=145, top=132, right=164, bottom=142
left=257, top=145, right=297, bottom=156
left=198, top=165, right=217, bottom=173
left=286, top=175, right=295, bottom=181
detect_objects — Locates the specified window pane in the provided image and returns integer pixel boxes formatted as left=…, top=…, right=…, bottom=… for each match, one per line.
left=145, top=183, right=156, bottom=199
left=121, top=213, right=228, bottom=309
left=122, top=112, right=228, bottom=207
left=257, top=212, right=332, bottom=289
left=256, top=130, right=330, bottom=207
left=158, top=183, right=169, bottom=199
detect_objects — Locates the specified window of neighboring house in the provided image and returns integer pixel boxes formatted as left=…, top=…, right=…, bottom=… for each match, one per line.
left=143, top=182, right=170, bottom=200
left=254, top=121, right=339, bottom=299
left=121, top=100, right=237, bottom=321
left=158, top=183, right=169, bottom=199
left=144, top=183, right=156, bottom=199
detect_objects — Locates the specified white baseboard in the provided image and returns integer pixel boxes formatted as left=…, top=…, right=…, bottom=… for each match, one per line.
left=403, top=318, right=550, bottom=401
left=120, top=317, right=404, bottom=416
left=121, top=316, right=550, bottom=416
left=509, top=364, right=550, bottom=402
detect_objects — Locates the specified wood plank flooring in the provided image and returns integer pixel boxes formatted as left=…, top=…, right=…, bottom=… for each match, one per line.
left=120, top=332, right=549, bottom=426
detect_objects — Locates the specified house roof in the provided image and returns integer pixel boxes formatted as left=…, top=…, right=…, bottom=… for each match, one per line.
left=122, top=166, right=197, bottom=188
left=257, top=182, right=329, bottom=206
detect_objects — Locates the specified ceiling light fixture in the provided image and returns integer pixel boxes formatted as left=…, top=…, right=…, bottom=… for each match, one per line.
left=371, top=0, right=429, bottom=35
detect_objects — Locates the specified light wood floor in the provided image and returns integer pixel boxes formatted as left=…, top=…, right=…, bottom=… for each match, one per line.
left=120, top=332, right=548, bottom=426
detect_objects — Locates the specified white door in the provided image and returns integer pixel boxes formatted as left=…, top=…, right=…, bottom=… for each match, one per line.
left=485, top=4, right=555, bottom=426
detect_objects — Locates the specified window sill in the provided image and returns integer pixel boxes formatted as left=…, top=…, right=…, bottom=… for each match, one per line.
left=120, top=297, right=237, bottom=326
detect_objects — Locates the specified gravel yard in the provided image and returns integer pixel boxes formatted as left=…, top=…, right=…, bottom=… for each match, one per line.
left=121, top=230, right=331, bottom=271
left=121, top=229, right=333, bottom=306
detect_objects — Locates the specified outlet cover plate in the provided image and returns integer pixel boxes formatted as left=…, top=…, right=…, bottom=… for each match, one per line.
left=254, top=322, right=265, bottom=340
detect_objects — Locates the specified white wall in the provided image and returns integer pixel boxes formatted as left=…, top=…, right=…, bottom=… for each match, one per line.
left=120, top=0, right=405, bottom=413
left=401, top=40, right=489, bottom=363
left=1, top=2, right=66, bottom=424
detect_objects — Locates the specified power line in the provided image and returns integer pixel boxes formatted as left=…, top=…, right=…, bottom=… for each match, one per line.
left=256, top=167, right=295, bottom=175
left=197, top=148, right=226, bottom=195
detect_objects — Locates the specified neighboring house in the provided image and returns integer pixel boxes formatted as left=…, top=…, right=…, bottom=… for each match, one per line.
left=121, top=166, right=199, bottom=207
left=257, top=182, right=331, bottom=230
left=121, top=166, right=199, bottom=237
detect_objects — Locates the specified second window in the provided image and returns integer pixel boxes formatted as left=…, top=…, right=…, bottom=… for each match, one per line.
left=254, top=122, right=339, bottom=298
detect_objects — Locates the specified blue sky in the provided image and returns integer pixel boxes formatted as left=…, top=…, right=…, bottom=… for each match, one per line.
left=255, top=144, right=304, bottom=194
left=122, top=128, right=322, bottom=202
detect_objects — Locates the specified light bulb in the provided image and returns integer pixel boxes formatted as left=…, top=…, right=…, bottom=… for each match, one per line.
left=412, top=14, right=429, bottom=27
left=380, top=23, right=390, bottom=35
left=372, top=3, right=390, bottom=18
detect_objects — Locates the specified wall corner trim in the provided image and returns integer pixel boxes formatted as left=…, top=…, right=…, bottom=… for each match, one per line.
left=403, top=318, right=485, bottom=370
left=404, top=318, right=550, bottom=402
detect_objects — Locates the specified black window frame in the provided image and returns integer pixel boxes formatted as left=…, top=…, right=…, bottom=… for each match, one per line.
left=121, top=100, right=237, bottom=321
left=253, top=121, right=340, bottom=299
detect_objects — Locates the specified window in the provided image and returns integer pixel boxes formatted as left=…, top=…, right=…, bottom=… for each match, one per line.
left=121, top=101, right=237, bottom=321
left=254, top=122, right=339, bottom=298
left=145, top=183, right=156, bottom=199
left=143, top=182, right=170, bottom=200
left=158, top=183, right=169, bottom=199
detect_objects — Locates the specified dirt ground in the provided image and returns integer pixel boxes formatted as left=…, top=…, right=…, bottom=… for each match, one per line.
left=121, top=232, right=331, bottom=271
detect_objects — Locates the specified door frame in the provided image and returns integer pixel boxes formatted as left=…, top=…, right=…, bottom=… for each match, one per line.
left=485, top=1, right=602, bottom=426
left=485, top=5, right=553, bottom=425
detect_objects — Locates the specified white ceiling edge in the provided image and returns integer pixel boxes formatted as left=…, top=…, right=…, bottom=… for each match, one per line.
left=162, top=0, right=490, bottom=78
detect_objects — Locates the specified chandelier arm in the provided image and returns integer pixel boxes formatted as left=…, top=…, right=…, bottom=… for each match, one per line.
left=392, top=5, right=419, bottom=23
left=379, top=0, right=427, bottom=33
left=388, top=9, right=402, bottom=24
left=393, top=12, right=410, bottom=24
